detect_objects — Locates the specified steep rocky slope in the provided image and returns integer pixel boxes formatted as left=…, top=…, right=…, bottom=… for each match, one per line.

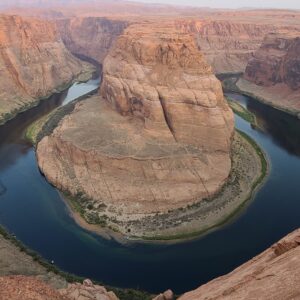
left=36, top=21, right=234, bottom=235
left=237, top=31, right=300, bottom=114
left=244, top=32, right=300, bottom=89
left=56, top=17, right=128, bottom=63
left=176, top=20, right=277, bottom=74
left=0, top=14, right=93, bottom=125
left=179, top=228, right=300, bottom=300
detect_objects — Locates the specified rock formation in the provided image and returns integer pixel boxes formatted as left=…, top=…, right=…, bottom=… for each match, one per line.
left=56, top=17, right=128, bottom=63
left=178, top=228, right=300, bottom=300
left=237, top=31, right=300, bottom=114
left=0, top=14, right=93, bottom=125
left=0, top=276, right=119, bottom=300
left=176, top=20, right=277, bottom=74
left=245, top=32, right=300, bottom=89
left=36, top=21, right=234, bottom=233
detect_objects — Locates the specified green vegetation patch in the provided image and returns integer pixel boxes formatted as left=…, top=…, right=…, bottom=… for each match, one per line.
left=226, top=96, right=256, bottom=125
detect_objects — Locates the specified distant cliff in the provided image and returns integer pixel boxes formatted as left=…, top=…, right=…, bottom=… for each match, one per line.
left=176, top=20, right=276, bottom=74
left=0, top=14, right=93, bottom=125
left=245, top=32, right=300, bottom=90
left=237, top=31, right=300, bottom=115
left=56, top=17, right=128, bottom=63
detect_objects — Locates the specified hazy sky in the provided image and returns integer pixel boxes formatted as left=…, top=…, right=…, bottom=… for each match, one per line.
left=135, top=0, right=300, bottom=9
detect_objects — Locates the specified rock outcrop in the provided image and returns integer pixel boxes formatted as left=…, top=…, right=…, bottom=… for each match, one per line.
left=0, top=14, right=93, bottom=125
left=0, top=276, right=67, bottom=300
left=0, top=276, right=119, bottom=300
left=237, top=31, right=300, bottom=114
left=176, top=20, right=277, bottom=74
left=178, top=228, right=300, bottom=300
left=36, top=21, right=234, bottom=234
left=56, top=17, right=128, bottom=64
left=244, top=32, right=300, bottom=89
left=59, top=279, right=119, bottom=300
left=100, top=22, right=233, bottom=152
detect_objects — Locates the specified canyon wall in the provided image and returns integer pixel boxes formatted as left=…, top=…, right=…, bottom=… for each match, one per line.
left=56, top=17, right=128, bottom=63
left=37, top=21, right=234, bottom=232
left=237, top=31, right=300, bottom=115
left=244, top=32, right=300, bottom=89
left=0, top=14, right=93, bottom=124
left=176, top=20, right=277, bottom=74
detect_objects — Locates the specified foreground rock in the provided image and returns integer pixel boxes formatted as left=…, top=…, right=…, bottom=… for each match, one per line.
left=0, top=14, right=93, bottom=125
left=238, top=31, right=300, bottom=115
left=0, top=276, right=67, bottom=300
left=37, top=21, right=234, bottom=236
left=0, top=276, right=119, bottom=300
left=0, top=234, right=66, bottom=289
left=59, top=279, right=119, bottom=300
left=178, top=228, right=300, bottom=299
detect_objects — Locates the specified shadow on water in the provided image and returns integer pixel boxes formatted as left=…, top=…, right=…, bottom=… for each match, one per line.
left=0, top=82, right=299, bottom=294
left=227, top=92, right=300, bottom=157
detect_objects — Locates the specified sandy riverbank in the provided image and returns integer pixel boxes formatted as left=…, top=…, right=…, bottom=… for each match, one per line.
left=224, top=76, right=300, bottom=118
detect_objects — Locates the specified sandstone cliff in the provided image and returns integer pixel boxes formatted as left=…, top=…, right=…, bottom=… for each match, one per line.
left=176, top=20, right=277, bottom=74
left=178, top=228, right=300, bottom=300
left=100, top=22, right=233, bottom=152
left=56, top=17, right=128, bottom=63
left=0, top=14, right=93, bottom=125
left=237, top=31, right=300, bottom=114
left=36, top=21, right=234, bottom=235
left=245, top=32, right=300, bottom=89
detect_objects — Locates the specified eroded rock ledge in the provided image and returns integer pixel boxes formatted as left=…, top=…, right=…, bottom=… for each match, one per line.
left=36, top=21, right=243, bottom=238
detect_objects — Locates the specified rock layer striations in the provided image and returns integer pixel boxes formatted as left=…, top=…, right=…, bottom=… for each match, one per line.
left=0, top=14, right=93, bottom=124
left=176, top=20, right=277, bottom=74
left=237, top=31, right=300, bottom=114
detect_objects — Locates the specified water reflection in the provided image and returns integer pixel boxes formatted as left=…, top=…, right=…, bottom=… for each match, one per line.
left=227, top=92, right=300, bottom=157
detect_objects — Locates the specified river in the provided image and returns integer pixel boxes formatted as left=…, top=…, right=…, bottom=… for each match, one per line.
left=0, top=79, right=299, bottom=295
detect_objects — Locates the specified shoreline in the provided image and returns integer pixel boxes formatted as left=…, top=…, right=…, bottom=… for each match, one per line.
left=0, top=224, right=152, bottom=300
left=0, top=67, right=95, bottom=127
left=57, top=130, right=269, bottom=244
left=222, top=75, right=300, bottom=118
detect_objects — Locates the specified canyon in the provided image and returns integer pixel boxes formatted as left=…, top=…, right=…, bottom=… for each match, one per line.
left=237, top=31, right=300, bottom=115
left=0, top=1, right=299, bottom=300
left=0, top=14, right=94, bottom=125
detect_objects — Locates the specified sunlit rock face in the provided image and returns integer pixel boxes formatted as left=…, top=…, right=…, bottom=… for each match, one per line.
left=101, top=21, right=234, bottom=152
